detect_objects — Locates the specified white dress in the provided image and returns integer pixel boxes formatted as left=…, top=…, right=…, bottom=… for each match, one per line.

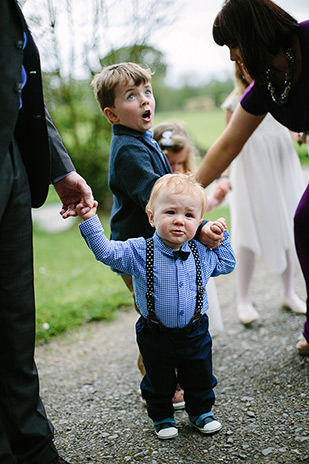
left=222, top=93, right=306, bottom=274
left=206, top=278, right=223, bottom=335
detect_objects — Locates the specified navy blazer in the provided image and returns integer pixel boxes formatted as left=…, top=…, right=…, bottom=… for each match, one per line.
left=109, top=125, right=172, bottom=241
left=0, top=0, right=74, bottom=207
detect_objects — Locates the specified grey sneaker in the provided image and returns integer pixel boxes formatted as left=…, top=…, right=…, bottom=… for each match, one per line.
left=189, top=412, right=222, bottom=434
left=153, top=418, right=178, bottom=439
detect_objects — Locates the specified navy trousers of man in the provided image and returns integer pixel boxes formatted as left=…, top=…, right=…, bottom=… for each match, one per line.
left=136, top=314, right=217, bottom=421
left=0, top=141, right=57, bottom=464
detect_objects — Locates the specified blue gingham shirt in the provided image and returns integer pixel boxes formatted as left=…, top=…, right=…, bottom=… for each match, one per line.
left=79, top=215, right=236, bottom=328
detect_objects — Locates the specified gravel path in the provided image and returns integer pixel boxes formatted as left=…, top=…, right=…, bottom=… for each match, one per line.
left=36, top=257, right=309, bottom=464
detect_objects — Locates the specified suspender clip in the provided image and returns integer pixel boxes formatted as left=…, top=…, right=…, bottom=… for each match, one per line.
left=198, top=286, right=205, bottom=295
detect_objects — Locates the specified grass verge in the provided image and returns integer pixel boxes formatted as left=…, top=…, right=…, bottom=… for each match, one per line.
left=33, top=214, right=132, bottom=343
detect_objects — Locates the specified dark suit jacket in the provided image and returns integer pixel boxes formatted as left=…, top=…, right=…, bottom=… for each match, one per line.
left=109, top=125, right=172, bottom=241
left=0, top=0, right=74, bottom=208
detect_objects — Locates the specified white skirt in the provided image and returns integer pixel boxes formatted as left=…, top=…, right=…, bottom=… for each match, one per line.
left=229, top=113, right=305, bottom=273
left=206, top=278, right=223, bottom=335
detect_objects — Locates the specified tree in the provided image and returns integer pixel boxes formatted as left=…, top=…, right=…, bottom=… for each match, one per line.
left=21, top=0, right=180, bottom=207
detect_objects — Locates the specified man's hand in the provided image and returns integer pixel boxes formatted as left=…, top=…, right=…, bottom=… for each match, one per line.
left=53, top=172, right=94, bottom=219
left=198, top=218, right=226, bottom=248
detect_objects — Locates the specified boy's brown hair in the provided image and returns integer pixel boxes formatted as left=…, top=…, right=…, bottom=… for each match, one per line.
left=91, top=62, right=152, bottom=112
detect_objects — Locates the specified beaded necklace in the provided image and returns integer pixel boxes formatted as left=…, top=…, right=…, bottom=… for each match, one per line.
left=265, top=47, right=295, bottom=106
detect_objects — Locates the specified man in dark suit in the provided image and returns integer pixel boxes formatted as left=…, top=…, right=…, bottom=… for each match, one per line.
left=0, top=1, right=93, bottom=463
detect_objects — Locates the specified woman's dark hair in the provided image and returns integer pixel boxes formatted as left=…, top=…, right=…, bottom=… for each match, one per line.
left=212, top=0, right=299, bottom=82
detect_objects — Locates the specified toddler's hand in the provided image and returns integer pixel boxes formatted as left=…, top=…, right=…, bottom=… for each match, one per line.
left=210, top=217, right=227, bottom=236
left=213, top=186, right=227, bottom=203
left=215, top=177, right=232, bottom=201
left=76, top=200, right=98, bottom=220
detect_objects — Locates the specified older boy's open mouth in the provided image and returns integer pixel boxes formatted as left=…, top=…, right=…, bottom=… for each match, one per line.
left=142, top=110, right=151, bottom=120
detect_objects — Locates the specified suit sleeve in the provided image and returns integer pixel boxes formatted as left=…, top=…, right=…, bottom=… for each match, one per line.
left=113, top=143, right=161, bottom=209
left=45, top=106, right=75, bottom=182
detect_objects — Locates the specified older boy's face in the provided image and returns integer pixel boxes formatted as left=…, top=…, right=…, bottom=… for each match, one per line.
left=147, top=192, right=203, bottom=250
left=111, top=78, right=155, bottom=132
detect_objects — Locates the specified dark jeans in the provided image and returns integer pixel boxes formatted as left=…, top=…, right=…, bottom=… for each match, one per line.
left=294, top=183, right=309, bottom=343
left=0, top=140, right=57, bottom=464
left=136, top=314, right=217, bottom=421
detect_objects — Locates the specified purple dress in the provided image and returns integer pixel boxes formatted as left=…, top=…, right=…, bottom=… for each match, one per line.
left=240, top=20, right=309, bottom=342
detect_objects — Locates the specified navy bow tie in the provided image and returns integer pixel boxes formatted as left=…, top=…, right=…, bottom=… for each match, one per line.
left=173, top=249, right=190, bottom=261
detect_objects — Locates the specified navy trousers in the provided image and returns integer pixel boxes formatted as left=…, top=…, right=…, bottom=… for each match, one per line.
left=0, top=140, right=57, bottom=464
left=136, top=314, right=217, bottom=421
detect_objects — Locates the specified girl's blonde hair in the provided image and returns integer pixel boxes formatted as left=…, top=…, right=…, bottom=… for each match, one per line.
left=153, top=121, right=196, bottom=173
left=146, top=172, right=207, bottom=216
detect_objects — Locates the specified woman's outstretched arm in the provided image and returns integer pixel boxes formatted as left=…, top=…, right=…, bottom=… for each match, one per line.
left=196, top=104, right=265, bottom=188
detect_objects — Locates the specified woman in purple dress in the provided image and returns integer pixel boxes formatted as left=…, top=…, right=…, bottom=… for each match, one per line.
left=196, top=0, right=309, bottom=355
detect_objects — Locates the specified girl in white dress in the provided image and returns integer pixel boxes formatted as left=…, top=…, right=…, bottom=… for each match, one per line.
left=153, top=121, right=230, bottom=335
left=219, top=64, right=306, bottom=325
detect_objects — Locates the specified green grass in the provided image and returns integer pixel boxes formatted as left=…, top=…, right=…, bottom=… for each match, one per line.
left=33, top=214, right=132, bottom=343
left=205, top=205, right=230, bottom=231
left=154, top=108, right=225, bottom=152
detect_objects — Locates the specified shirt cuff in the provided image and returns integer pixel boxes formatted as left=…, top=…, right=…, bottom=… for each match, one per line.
left=52, top=171, right=75, bottom=184
left=79, top=214, right=102, bottom=236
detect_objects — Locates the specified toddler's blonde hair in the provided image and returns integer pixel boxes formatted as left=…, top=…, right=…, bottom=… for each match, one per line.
left=146, top=172, right=207, bottom=216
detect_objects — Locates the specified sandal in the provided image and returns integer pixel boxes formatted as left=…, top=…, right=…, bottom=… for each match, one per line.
left=296, top=334, right=309, bottom=355
left=172, top=386, right=185, bottom=410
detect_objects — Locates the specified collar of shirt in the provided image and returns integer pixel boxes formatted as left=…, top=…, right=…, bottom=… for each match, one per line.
left=143, top=130, right=165, bottom=157
left=112, top=124, right=154, bottom=142
left=112, top=124, right=144, bottom=138
left=112, top=125, right=169, bottom=166
left=152, top=232, right=191, bottom=259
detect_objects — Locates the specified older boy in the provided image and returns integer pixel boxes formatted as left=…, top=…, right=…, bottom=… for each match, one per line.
left=77, top=173, right=236, bottom=440
left=91, top=62, right=224, bottom=245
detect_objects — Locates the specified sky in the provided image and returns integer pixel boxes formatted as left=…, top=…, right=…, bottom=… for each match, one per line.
left=148, top=0, right=308, bottom=86
left=22, top=0, right=308, bottom=87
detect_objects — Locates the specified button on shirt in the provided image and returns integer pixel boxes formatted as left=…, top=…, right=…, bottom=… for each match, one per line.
left=79, top=215, right=236, bottom=328
left=19, top=32, right=28, bottom=109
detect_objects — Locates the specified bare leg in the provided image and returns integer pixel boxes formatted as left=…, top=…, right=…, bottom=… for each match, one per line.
left=236, top=247, right=260, bottom=325
left=280, top=250, right=306, bottom=314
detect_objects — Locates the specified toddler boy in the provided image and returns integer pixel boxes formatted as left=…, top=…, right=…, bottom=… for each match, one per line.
left=77, top=173, right=236, bottom=440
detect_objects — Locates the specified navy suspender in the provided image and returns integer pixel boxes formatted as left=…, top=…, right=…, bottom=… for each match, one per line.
left=145, top=238, right=205, bottom=328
